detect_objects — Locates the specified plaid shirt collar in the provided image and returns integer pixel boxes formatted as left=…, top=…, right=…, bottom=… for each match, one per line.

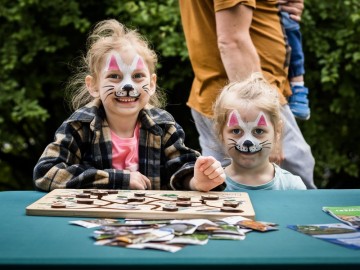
left=66, top=99, right=176, bottom=134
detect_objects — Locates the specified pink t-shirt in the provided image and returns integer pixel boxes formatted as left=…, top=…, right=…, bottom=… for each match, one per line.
left=111, top=123, right=140, bottom=171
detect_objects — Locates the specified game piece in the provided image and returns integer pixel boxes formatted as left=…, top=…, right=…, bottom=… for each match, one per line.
left=26, top=189, right=255, bottom=220
left=177, top=195, right=191, bottom=201
left=51, top=202, right=66, bottom=208
left=223, top=201, right=240, bottom=208
left=201, top=195, right=219, bottom=200
left=176, top=201, right=192, bottom=207
left=134, top=192, right=146, bottom=197
left=77, top=199, right=94, bottom=204
left=163, top=205, right=178, bottom=212
left=106, top=190, right=119, bottom=194
left=96, top=192, right=108, bottom=199
left=128, top=197, right=146, bottom=202
left=220, top=207, right=244, bottom=213
left=76, top=194, right=91, bottom=198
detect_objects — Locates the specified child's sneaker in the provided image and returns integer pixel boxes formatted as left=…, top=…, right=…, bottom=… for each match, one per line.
left=288, top=85, right=311, bottom=120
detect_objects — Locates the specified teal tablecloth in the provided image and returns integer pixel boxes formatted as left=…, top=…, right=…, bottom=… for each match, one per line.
left=0, top=190, right=359, bottom=269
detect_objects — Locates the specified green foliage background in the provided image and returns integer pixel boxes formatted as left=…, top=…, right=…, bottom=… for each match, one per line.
left=0, top=0, right=359, bottom=190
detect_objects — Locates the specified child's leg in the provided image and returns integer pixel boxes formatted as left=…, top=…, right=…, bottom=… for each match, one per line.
left=281, top=11, right=310, bottom=120
left=281, top=11, right=305, bottom=79
left=286, top=27, right=310, bottom=120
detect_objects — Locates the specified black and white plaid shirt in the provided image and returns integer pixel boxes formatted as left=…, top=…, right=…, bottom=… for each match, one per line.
left=33, top=99, right=200, bottom=191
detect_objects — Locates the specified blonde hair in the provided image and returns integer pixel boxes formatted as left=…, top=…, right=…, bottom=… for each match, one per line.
left=213, top=72, right=283, bottom=157
left=66, top=19, right=165, bottom=111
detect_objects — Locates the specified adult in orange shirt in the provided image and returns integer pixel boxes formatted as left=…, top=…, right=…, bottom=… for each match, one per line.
left=179, top=0, right=316, bottom=189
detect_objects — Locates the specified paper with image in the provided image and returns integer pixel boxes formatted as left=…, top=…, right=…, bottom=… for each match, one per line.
left=322, top=206, right=360, bottom=229
left=288, top=223, right=360, bottom=250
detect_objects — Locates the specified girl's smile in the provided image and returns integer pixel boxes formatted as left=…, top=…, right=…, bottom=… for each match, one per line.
left=92, top=47, right=156, bottom=119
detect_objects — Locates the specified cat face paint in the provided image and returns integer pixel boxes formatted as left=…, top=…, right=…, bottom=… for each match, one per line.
left=102, top=51, right=149, bottom=100
left=226, top=110, right=271, bottom=154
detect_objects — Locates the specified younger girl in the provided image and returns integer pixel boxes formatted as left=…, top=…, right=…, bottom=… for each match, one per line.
left=33, top=19, right=225, bottom=192
left=213, top=72, right=306, bottom=190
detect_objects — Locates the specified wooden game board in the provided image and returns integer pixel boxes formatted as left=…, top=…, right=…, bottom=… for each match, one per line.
left=26, top=189, right=255, bottom=220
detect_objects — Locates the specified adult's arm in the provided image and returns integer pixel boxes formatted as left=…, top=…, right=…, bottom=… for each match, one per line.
left=216, top=4, right=261, bottom=81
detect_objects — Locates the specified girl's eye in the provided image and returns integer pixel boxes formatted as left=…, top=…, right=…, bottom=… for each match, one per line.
left=253, top=128, right=264, bottom=135
left=108, top=74, right=121, bottom=79
left=231, top=129, right=242, bottom=135
left=133, top=73, right=145, bottom=79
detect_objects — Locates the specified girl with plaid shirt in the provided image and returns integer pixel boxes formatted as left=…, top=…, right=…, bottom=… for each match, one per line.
left=33, top=19, right=225, bottom=192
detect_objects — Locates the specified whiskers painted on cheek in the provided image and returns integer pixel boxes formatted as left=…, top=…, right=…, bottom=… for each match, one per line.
left=142, top=84, right=150, bottom=95
left=103, top=85, right=115, bottom=101
left=260, top=140, right=272, bottom=149
left=227, top=138, right=237, bottom=151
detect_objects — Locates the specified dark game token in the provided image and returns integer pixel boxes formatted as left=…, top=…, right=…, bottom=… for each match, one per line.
left=163, top=205, right=178, bottom=212
left=134, top=192, right=146, bottom=197
left=128, top=197, right=145, bottom=202
left=201, top=195, right=219, bottom=200
left=76, top=194, right=91, bottom=198
left=176, top=201, right=192, bottom=207
left=97, top=191, right=108, bottom=199
left=220, top=207, right=244, bottom=213
left=83, top=190, right=93, bottom=194
left=51, top=202, right=66, bottom=208
left=77, top=199, right=94, bottom=205
left=177, top=195, right=191, bottom=201
left=106, top=190, right=118, bottom=194
left=223, top=201, right=240, bottom=208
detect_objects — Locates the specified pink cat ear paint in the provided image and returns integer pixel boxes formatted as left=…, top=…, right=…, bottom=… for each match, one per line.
left=136, top=57, right=145, bottom=70
left=256, top=112, right=268, bottom=127
left=107, top=55, right=121, bottom=71
left=104, top=52, right=147, bottom=73
left=227, top=110, right=240, bottom=127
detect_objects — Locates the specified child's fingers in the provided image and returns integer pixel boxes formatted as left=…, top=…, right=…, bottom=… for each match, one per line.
left=196, top=156, right=217, bottom=171
left=142, top=175, right=152, bottom=190
left=201, top=159, right=222, bottom=176
left=206, top=166, right=225, bottom=179
left=130, top=172, right=152, bottom=190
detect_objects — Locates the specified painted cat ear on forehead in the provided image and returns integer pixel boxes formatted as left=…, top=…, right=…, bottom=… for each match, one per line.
left=104, top=52, right=123, bottom=72
left=107, top=55, right=121, bottom=71
left=227, top=110, right=243, bottom=127
left=255, top=112, right=268, bottom=127
left=136, top=56, right=145, bottom=70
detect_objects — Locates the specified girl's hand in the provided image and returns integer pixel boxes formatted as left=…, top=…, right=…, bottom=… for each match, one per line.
left=190, top=156, right=225, bottom=192
left=129, top=171, right=152, bottom=190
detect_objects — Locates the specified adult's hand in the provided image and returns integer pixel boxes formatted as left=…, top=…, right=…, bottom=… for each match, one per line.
left=279, top=0, right=304, bottom=22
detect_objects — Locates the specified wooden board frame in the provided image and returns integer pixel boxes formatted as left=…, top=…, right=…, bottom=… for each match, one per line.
left=26, top=189, right=255, bottom=220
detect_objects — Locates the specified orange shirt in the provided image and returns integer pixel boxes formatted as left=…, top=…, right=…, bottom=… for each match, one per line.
left=179, top=0, right=291, bottom=117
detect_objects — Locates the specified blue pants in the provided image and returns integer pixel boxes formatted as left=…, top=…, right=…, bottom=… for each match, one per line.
left=281, top=11, right=305, bottom=78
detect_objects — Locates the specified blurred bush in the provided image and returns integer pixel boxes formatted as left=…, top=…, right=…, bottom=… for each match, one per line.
left=0, top=0, right=359, bottom=190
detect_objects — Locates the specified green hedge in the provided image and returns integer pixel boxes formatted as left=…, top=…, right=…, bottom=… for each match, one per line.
left=0, top=0, right=359, bottom=190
